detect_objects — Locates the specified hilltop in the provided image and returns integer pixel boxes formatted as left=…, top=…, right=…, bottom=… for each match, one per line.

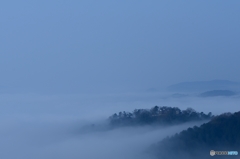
left=108, top=106, right=212, bottom=127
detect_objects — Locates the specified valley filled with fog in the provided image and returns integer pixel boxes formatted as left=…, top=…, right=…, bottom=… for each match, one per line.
left=0, top=92, right=239, bottom=159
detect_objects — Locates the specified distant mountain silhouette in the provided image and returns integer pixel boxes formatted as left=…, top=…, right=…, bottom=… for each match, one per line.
left=200, top=90, right=237, bottom=97
left=150, top=111, right=240, bottom=159
left=167, top=80, right=240, bottom=92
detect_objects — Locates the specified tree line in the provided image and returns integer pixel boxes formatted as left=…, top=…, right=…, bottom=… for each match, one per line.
left=108, top=106, right=213, bottom=127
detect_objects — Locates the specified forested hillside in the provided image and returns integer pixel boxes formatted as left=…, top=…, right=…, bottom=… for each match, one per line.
left=150, top=111, right=240, bottom=159
left=108, top=106, right=212, bottom=127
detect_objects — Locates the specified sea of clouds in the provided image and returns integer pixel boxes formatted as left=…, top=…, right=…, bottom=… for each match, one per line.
left=0, top=92, right=239, bottom=159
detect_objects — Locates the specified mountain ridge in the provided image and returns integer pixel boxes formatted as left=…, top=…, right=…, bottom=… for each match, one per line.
left=167, top=80, right=240, bottom=93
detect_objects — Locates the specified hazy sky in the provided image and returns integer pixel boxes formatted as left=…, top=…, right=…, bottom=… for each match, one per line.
left=1, top=1, right=240, bottom=94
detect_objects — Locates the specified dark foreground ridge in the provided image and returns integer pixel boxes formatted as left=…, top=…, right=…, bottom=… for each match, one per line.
left=108, top=106, right=212, bottom=128
left=150, top=111, right=240, bottom=159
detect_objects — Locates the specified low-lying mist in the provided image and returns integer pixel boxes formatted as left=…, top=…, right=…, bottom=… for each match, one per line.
left=0, top=92, right=239, bottom=159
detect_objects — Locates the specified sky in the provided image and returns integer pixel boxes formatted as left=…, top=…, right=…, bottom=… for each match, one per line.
left=0, top=0, right=240, bottom=94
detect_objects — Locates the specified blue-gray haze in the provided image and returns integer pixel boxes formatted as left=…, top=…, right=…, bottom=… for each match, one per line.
left=0, top=1, right=240, bottom=159
left=1, top=1, right=240, bottom=94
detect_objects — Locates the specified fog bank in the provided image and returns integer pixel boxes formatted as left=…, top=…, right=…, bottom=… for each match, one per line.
left=0, top=92, right=239, bottom=159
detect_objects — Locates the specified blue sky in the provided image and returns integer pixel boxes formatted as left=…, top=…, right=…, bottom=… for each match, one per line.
left=0, top=1, right=240, bottom=93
